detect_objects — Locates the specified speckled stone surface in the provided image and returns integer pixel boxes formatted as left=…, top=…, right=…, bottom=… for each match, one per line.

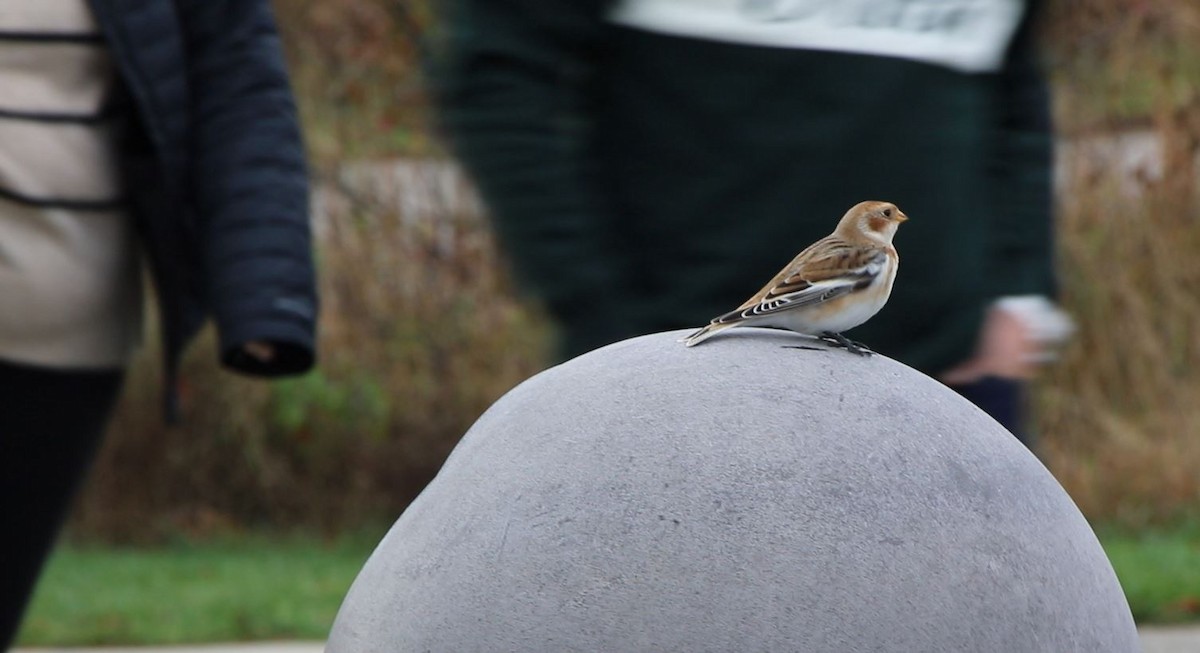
left=327, top=328, right=1137, bottom=652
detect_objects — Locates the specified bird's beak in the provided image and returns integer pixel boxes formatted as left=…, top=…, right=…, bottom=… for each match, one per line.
left=895, top=212, right=909, bottom=223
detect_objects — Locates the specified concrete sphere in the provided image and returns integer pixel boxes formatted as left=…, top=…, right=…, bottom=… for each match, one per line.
left=327, top=328, right=1137, bottom=652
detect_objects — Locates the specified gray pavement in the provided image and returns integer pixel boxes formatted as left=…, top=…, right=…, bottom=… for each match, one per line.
left=11, top=627, right=1200, bottom=652
left=1142, top=625, right=1200, bottom=653
left=13, top=644, right=323, bottom=653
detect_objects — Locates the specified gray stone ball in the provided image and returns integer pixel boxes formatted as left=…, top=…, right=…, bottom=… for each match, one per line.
left=327, top=328, right=1137, bottom=652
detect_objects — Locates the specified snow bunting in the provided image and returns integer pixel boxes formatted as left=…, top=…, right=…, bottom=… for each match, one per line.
left=682, top=201, right=907, bottom=354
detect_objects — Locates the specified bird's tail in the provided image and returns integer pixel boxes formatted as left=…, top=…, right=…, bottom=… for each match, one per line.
left=680, top=322, right=733, bottom=347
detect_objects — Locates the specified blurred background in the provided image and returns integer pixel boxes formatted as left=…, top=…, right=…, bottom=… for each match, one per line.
left=16, top=0, right=1200, bottom=646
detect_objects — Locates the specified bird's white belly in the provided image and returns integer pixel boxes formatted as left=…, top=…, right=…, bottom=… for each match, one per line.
left=756, top=259, right=896, bottom=334
left=809, top=288, right=890, bottom=332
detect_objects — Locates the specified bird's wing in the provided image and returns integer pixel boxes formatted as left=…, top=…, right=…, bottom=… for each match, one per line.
left=713, top=242, right=889, bottom=324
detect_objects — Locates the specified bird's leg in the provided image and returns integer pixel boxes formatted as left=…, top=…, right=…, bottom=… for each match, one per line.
left=819, top=331, right=873, bottom=356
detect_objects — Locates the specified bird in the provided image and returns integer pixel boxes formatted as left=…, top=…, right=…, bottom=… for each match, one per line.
left=681, top=200, right=907, bottom=354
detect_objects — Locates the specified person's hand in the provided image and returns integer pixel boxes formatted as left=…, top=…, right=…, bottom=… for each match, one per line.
left=940, top=306, right=1038, bottom=385
left=242, top=340, right=276, bottom=364
left=940, top=297, right=1075, bottom=385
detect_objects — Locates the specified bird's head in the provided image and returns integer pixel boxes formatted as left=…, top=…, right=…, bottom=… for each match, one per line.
left=838, top=201, right=908, bottom=245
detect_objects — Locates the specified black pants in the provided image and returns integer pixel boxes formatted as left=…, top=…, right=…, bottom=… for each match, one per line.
left=0, top=359, right=123, bottom=651
left=950, top=376, right=1031, bottom=450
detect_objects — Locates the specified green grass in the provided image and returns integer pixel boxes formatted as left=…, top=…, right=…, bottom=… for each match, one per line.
left=15, top=529, right=386, bottom=647
left=13, top=525, right=1200, bottom=646
left=1102, top=527, right=1200, bottom=623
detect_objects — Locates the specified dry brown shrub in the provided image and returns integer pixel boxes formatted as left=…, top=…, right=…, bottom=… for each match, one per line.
left=70, top=0, right=1200, bottom=540
left=273, top=0, right=436, bottom=162
left=74, top=186, right=548, bottom=542
left=1038, top=1, right=1200, bottom=526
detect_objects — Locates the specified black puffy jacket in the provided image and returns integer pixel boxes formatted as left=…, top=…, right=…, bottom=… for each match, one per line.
left=89, top=0, right=317, bottom=416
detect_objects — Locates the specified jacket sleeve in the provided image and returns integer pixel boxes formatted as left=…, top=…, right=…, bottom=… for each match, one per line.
left=985, top=3, right=1057, bottom=299
left=434, top=0, right=637, bottom=355
left=176, top=0, right=317, bottom=376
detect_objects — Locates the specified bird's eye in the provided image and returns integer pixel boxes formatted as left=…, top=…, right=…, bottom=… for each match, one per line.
left=883, top=209, right=892, bottom=217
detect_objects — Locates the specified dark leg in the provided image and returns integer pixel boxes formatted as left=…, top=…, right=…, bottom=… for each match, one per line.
left=949, top=377, right=1032, bottom=451
left=819, top=331, right=873, bottom=356
left=0, top=359, right=123, bottom=650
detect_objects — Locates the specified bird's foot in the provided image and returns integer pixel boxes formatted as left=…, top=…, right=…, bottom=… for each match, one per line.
left=819, top=332, right=873, bottom=356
